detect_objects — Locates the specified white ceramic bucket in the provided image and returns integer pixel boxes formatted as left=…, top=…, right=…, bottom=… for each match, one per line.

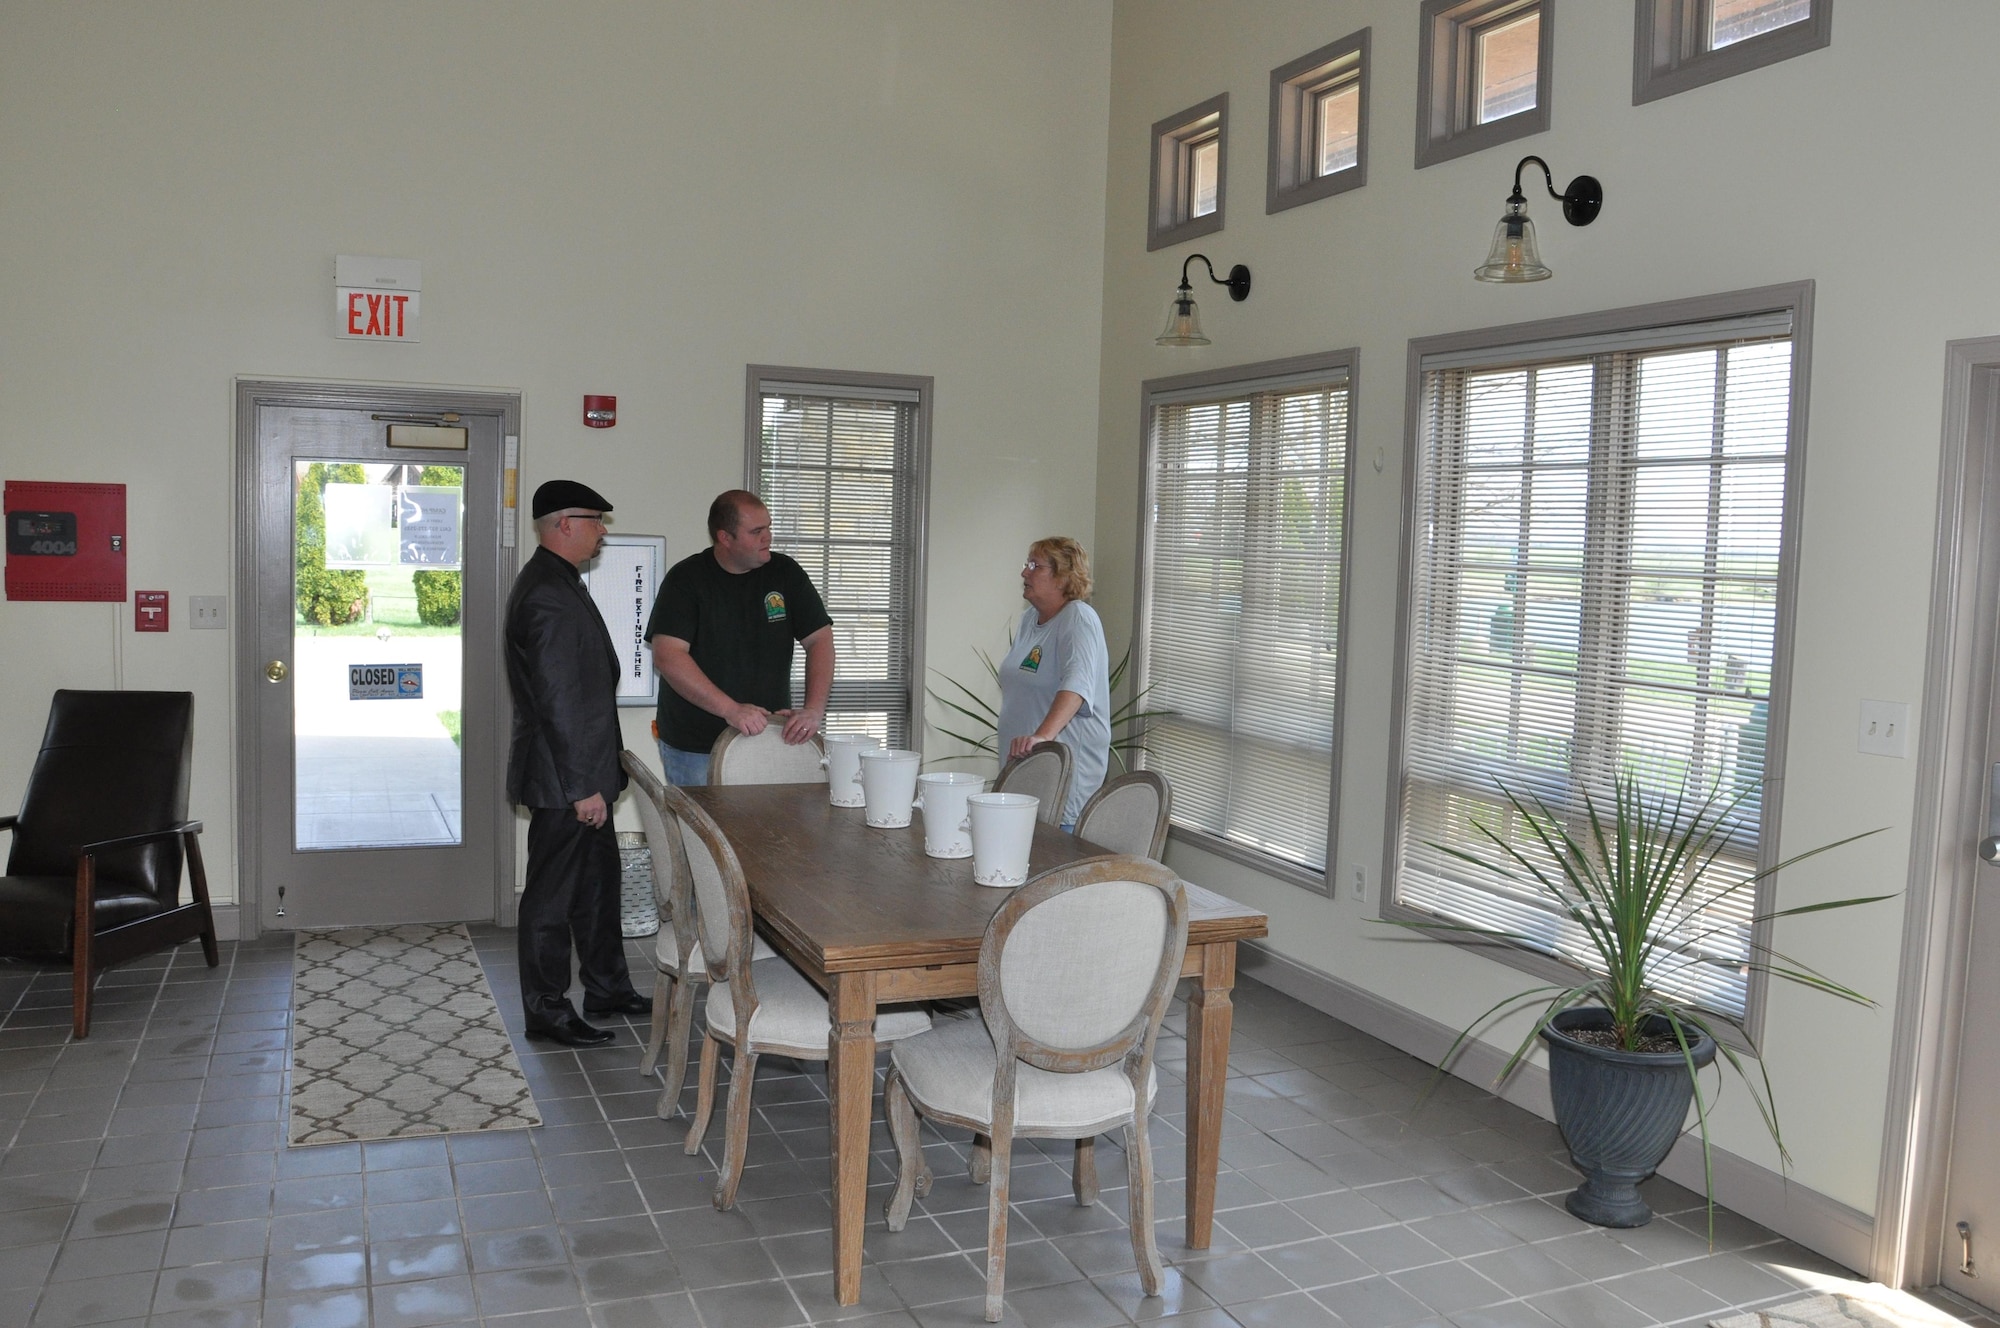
left=820, top=734, right=879, bottom=807
left=912, top=772, right=983, bottom=859
left=968, top=792, right=1039, bottom=887
left=858, top=749, right=923, bottom=828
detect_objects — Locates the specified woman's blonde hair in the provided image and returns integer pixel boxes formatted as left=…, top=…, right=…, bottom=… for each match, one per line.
left=1030, top=536, right=1092, bottom=602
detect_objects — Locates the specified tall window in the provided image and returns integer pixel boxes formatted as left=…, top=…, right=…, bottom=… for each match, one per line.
left=1416, top=0, right=1553, bottom=169
left=1138, top=353, right=1355, bottom=885
left=1634, top=0, right=1829, bottom=104
left=747, top=367, right=931, bottom=748
left=1149, top=94, right=1228, bottom=251
left=1390, top=292, right=1809, bottom=1024
left=1267, top=29, right=1370, bottom=215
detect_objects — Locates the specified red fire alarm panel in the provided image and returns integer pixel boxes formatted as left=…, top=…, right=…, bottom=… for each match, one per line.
left=4, top=481, right=128, bottom=602
left=135, top=590, right=169, bottom=632
left=583, top=395, right=616, bottom=428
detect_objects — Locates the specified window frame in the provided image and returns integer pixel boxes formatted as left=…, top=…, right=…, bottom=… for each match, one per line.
left=1267, top=29, right=1370, bottom=215
left=1381, top=282, right=1815, bottom=1047
left=742, top=364, right=933, bottom=749
left=1415, top=0, right=1553, bottom=170
left=1134, top=348, right=1360, bottom=894
left=1634, top=0, right=1831, bottom=105
left=1148, top=94, right=1229, bottom=251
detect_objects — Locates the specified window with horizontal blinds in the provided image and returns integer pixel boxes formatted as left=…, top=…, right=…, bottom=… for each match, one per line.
left=1138, top=359, right=1353, bottom=879
left=754, top=378, right=923, bottom=748
left=1394, top=316, right=1800, bottom=1021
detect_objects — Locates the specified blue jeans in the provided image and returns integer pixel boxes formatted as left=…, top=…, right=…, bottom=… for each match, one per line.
left=657, top=740, right=710, bottom=787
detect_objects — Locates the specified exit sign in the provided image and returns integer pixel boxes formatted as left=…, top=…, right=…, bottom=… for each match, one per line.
left=334, top=255, right=421, bottom=342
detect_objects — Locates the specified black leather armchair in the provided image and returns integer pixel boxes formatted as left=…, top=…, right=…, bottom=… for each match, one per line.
left=0, top=690, right=219, bottom=1037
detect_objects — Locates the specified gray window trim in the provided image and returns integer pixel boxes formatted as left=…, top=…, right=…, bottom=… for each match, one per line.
left=1380, top=281, right=1816, bottom=1051
left=1415, top=0, right=1553, bottom=170
left=1634, top=0, right=1831, bottom=105
left=742, top=364, right=934, bottom=750
left=1148, top=93, right=1228, bottom=251
left=1134, top=347, right=1360, bottom=895
left=1267, top=29, right=1370, bottom=215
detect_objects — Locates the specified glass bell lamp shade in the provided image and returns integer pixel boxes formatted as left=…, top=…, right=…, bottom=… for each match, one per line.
left=1474, top=198, right=1551, bottom=283
left=1155, top=290, right=1210, bottom=346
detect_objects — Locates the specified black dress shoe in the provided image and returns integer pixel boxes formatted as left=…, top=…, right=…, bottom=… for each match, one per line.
left=583, top=993, right=654, bottom=1017
left=524, top=1014, right=615, bottom=1047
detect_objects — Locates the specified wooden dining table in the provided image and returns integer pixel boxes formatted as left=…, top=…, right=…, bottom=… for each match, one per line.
left=681, top=781, right=1270, bottom=1307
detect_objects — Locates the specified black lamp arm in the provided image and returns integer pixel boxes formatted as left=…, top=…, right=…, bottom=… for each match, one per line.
left=1179, top=253, right=1253, bottom=302
left=1510, top=155, right=1603, bottom=228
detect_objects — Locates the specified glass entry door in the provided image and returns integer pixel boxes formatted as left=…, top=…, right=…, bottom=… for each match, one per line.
left=240, top=385, right=514, bottom=930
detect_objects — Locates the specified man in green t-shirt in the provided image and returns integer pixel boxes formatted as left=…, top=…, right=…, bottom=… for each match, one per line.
left=644, top=490, right=834, bottom=785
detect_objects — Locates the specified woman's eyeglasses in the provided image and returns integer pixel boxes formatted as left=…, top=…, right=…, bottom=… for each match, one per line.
left=1022, top=560, right=1044, bottom=573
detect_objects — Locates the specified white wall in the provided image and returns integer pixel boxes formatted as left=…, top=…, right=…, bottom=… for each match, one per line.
left=1094, top=0, right=1995, bottom=1221
left=0, top=2, right=1113, bottom=902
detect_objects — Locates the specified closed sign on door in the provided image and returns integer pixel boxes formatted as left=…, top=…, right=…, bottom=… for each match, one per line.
left=349, top=664, right=423, bottom=699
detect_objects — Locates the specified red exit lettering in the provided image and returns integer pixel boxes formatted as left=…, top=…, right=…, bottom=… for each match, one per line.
left=345, top=291, right=411, bottom=338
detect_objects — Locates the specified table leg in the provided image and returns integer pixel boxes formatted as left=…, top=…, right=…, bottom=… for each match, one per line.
left=1182, top=941, right=1235, bottom=1250
left=828, top=971, right=878, bottom=1306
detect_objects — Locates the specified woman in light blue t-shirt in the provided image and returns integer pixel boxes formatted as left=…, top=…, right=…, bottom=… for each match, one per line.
left=995, top=536, right=1111, bottom=829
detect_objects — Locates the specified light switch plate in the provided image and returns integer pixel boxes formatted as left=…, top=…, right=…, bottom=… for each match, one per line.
left=189, top=596, right=227, bottom=630
left=1859, top=699, right=1910, bottom=758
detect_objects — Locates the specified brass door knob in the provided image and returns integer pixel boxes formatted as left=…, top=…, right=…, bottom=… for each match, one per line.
left=265, top=659, right=288, bottom=683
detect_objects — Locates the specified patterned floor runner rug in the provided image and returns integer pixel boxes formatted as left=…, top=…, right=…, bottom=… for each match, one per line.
left=1712, top=1289, right=1971, bottom=1328
left=289, top=923, right=541, bottom=1145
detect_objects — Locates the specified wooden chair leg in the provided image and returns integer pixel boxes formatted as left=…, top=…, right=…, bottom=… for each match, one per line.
left=1072, top=1136, right=1098, bottom=1206
left=72, top=854, right=95, bottom=1039
left=655, top=976, right=698, bottom=1119
left=969, top=1132, right=991, bottom=1184
left=640, top=972, right=672, bottom=1076
left=712, top=1049, right=759, bottom=1211
left=1124, top=1113, right=1163, bottom=1297
left=883, top=1068, right=932, bottom=1231
left=983, top=1122, right=1013, bottom=1323
left=183, top=830, right=220, bottom=968
left=684, top=1032, right=720, bottom=1154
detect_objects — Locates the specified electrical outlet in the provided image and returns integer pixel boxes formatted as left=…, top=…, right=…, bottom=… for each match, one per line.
left=190, top=596, right=227, bottom=630
left=1351, top=865, right=1368, bottom=900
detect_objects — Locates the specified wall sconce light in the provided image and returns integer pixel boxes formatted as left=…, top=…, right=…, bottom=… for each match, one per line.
left=1156, top=253, right=1252, bottom=346
left=1474, top=156, right=1603, bottom=283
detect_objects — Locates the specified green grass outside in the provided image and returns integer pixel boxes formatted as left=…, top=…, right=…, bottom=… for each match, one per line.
left=296, top=568, right=463, bottom=637
left=437, top=710, right=462, bottom=747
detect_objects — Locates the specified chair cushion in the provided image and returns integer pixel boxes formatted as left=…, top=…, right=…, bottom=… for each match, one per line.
left=890, top=1011, right=1157, bottom=1135
left=650, top=919, right=774, bottom=975
left=705, top=957, right=931, bottom=1057
left=0, top=875, right=173, bottom=958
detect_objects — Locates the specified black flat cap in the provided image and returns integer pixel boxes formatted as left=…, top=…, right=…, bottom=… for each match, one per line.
left=532, top=479, right=613, bottom=519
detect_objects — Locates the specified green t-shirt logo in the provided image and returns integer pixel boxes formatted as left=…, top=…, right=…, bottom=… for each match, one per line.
left=764, top=591, right=787, bottom=622
left=1020, top=645, right=1042, bottom=673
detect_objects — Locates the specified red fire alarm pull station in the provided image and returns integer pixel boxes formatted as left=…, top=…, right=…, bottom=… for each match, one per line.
left=135, top=591, right=169, bottom=632
left=583, top=395, right=616, bottom=428
left=4, top=481, right=127, bottom=602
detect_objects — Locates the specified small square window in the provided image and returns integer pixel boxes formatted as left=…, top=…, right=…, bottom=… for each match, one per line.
left=1415, top=0, right=1552, bottom=170
left=1148, top=94, right=1227, bottom=250
left=1267, top=29, right=1369, bottom=215
left=1634, top=0, right=1829, bottom=104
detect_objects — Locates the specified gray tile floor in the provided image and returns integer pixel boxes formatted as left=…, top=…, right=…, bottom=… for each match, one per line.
left=0, top=930, right=1983, bottom=1328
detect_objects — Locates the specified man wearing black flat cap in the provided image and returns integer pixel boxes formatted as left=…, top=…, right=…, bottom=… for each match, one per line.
left=503, top=479, right=650, bottom=1047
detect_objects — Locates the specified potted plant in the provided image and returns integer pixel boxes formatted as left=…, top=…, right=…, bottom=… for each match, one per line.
left=926, top=641, right=1168, bottom=773
left=1392, top=776, right=1890, bottom=1229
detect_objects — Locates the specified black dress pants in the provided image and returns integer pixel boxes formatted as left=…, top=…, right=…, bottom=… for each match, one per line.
left=519, top=807, right=639, bottom=1025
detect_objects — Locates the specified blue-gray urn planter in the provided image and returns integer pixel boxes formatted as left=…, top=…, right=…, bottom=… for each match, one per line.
left=1541, top=1008, right=1717, bottom=1227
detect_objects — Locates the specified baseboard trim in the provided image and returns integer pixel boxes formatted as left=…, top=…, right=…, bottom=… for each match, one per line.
left=212, top=904, right=242, bottom=942
left=1237, top=940, right=1874, bottom=1273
